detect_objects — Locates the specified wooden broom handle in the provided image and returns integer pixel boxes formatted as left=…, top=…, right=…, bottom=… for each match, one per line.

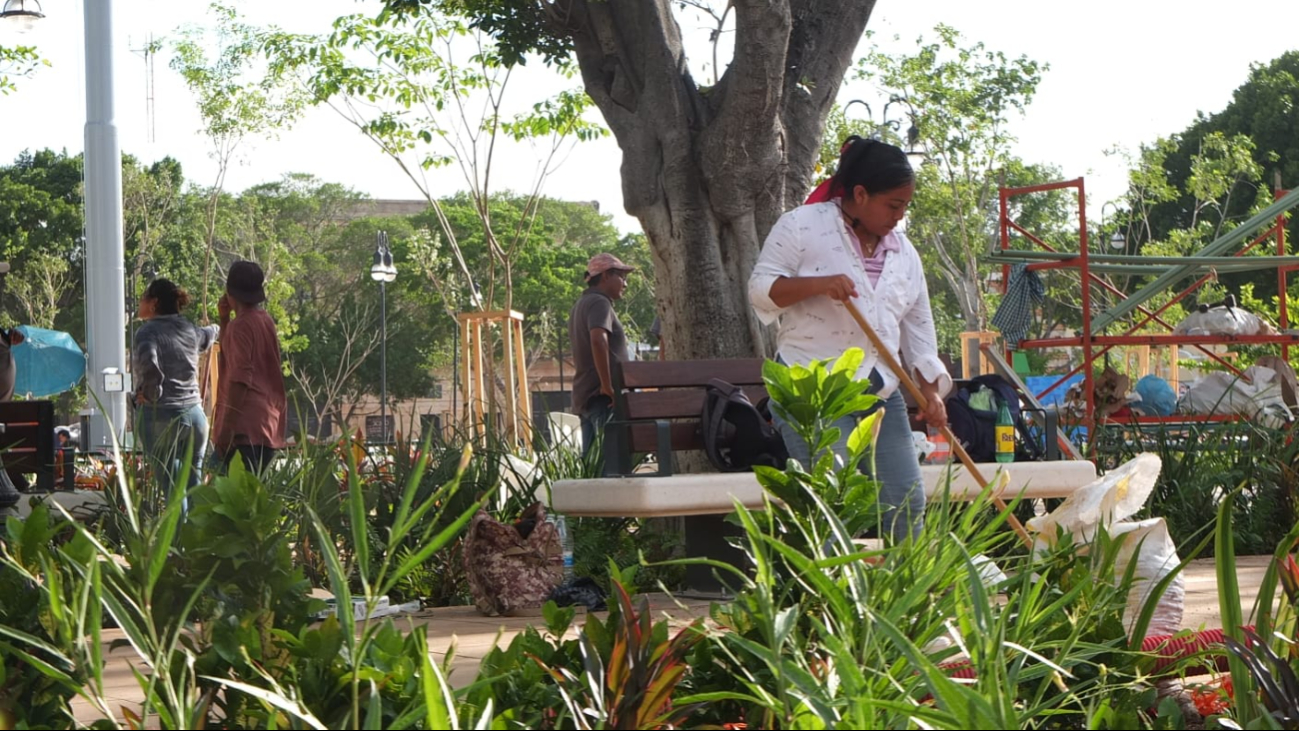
left=841, top=299, right=1032, bottom=548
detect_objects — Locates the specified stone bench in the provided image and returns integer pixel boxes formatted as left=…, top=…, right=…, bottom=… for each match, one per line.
left=552, top=460, right=1099, bottom=517
left=552, top=460, right=1098, bottom=594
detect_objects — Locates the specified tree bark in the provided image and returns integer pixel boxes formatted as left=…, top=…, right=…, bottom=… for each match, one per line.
left=549, top=0, right=875, bottom=358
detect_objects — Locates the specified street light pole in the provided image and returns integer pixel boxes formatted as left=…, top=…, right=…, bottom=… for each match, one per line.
left=371, top=232, right=397, bottom=443
left=379, top=278, right=387, bottom=441
left=842, top=95, right=926, bottom=168
left=3, top=3, right=126, bottom=450
left=83, top=1, right=127, bottom=450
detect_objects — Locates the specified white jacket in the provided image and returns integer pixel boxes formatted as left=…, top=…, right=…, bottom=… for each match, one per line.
left=748, top=201, right=951, bottom=400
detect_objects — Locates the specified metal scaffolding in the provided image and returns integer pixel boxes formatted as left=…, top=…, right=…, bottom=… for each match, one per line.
left=992, top=178, right=1299, bottom=438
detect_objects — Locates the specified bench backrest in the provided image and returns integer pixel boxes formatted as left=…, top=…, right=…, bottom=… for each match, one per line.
left=612, top=358, right=768, bottom=454
left=0, top=400, right=57, bottom=491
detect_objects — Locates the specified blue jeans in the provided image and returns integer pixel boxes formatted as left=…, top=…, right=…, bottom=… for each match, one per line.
left=579, top=395, right=613, bottom=457
left=136, top=402, right=208, bottom=501
left=580, top=395, right=614, bottom=476
left=771, top=388, right=925, bottom=542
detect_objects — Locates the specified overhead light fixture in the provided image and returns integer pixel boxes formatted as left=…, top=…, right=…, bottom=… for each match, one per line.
left=370, top=231, right=397, bottom=283
left=1109, top=231, right=1126, bottom=250
left=0, top=0, right=44, bottom=32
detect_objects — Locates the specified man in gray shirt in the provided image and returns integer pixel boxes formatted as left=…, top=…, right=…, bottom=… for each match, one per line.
left=568, top=253, right=635, bottom=459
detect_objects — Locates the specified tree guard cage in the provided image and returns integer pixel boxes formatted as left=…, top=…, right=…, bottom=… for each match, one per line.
left=457, top=310, right=532, bottom=449
left=993, top=178, right=1299, bottom=439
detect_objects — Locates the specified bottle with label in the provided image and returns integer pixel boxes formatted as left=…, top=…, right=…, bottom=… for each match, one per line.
left=550, top=513, right=575, bottom=579
left=995, top=399, right=1015, bottom=463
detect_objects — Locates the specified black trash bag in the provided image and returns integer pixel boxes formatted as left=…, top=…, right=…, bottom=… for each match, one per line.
left=547, top=577, right=607, bottom=612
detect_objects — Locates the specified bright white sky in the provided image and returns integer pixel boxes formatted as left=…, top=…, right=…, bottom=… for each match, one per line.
left=2, top=0, right=1297, bottom=235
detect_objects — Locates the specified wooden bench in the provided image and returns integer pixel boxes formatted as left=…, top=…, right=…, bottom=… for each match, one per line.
left=0, top=400, right=72, bottom=493
left=601, top=358, right=767, bottom=476
left=564, top=358, right=1098, bottom=593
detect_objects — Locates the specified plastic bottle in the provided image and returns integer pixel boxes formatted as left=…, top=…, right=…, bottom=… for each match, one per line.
left=551, top=513, right=575, bottom=579
left=995, top=400, right=1015, bottom=463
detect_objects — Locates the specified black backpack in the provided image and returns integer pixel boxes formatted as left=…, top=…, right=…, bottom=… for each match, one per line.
left=701, top=378, right=790, bottom=472
left=944, top=374, right=1043, bottom=462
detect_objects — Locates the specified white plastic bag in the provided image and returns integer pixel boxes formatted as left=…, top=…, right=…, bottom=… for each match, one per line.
left=1026, top=454, right=1184, bottom=638
left=1175, top=305, right=1273, bottom=336
left=1026, top=453, right=1160, bottom=544
left=1111, top=517, right=1185, bottom=637
left=1178, top=365, right=1291, bottom=427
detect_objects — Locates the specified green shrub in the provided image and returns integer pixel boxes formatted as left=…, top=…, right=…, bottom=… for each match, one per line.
left=1098, top=417, right=1299, bottom=555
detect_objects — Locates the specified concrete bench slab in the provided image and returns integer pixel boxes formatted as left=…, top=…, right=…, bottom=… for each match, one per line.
left=550, top=460, right=1098, bottom=518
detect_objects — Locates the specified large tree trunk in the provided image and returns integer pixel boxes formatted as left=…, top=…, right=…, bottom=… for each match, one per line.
left=552, top=0, right=876, bottom=358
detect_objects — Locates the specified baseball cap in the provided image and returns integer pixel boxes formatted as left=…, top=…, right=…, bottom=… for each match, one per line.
left=584, top=252, right=635, bottom=282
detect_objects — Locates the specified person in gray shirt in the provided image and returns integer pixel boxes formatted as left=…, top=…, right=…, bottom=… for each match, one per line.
left=132, top=279, right=220, bottom=502
left=568, top=253, right=634, bottom=461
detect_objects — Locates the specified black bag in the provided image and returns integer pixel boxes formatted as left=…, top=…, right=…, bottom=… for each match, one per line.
left=944, top=374, right=1043, bottom=462
left=701, top=378, right=790, bottom=472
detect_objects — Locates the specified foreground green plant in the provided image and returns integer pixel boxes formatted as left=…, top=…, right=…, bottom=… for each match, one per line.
left=0, top=351, right=1228, bottom=730
left=459, top=564, right=704, bottom=730
left=1214, top=488, right=1299, bottom=728
left=0, top=505, right=99, bottom=729
left=1099, top=416, right=1299, bottom=556
left=0, top=427, right=485, bottom=729
left=675, top=351, right=1195, bottom=729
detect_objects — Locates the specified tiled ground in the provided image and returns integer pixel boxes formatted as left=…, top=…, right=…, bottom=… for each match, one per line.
left=71, top=556, right=1271, bottom=726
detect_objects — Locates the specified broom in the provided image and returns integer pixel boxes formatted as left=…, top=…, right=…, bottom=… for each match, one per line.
left=841, top=299, right=1033, bottom=547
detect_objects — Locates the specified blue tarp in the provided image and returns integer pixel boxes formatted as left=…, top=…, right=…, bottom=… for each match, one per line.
left=1023, top=374, right=1084, bottom=409
left=11, top=326, right=85, bottom=398
left=1023, top=374, right=1088, bottom=442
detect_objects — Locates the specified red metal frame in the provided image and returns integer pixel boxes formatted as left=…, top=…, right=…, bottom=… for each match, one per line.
left=997, top=179, right=1293, bottom=442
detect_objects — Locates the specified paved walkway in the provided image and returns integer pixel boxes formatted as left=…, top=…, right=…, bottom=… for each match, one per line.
left=72, top=555, right=1273, bottom=725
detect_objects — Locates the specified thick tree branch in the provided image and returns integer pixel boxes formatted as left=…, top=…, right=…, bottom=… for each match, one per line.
left=550, top=1, right=707, bottom=217
left=778, top=0, right=876, bottom=212
left=699, top=1, right=789, bottom=218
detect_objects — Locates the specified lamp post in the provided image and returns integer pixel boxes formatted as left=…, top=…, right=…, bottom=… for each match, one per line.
left=6, top=3, right=129, bottom=449
left=842, top=94, right=926, bottom=167
left=0, top=0, right=43, bottom=31
left=1100, top=201, right=1128, bottom=252
left=370, top=232, right=397, bottom=443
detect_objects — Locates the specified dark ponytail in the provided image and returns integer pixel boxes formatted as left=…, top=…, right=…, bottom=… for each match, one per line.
left=830, top=136, right=914, bottom=198
left=143, top=278, right=191, bottom=315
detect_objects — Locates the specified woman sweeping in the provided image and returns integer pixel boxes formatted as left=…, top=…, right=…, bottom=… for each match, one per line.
left=748, top=137, right=950, bottom=541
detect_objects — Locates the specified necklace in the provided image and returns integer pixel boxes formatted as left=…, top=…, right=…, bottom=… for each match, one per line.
left=838, top=204, right=879, bottom=258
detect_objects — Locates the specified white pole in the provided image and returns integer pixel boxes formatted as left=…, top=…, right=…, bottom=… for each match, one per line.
left=83, top=0, right=127, bottom=449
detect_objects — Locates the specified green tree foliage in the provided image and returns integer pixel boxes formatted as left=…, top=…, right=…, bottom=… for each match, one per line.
left=856, top=25, right=1053, bottom=335
left=170, top=3, right=310, bottom=313
left=1, top=142, right=637, bottom=428
left=408, top=193, right=654, bottom=360
left=0, top=149, right=85, bottom=332
left=259, top=9, right=602, bottom=318
left=1109, top=131, right=1272, bottom=333
left=0, top=43, right=45, bottom=95
left=1142, top=51, right=1299, bottom=303
left=0, top=150, right=197, bottom=416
